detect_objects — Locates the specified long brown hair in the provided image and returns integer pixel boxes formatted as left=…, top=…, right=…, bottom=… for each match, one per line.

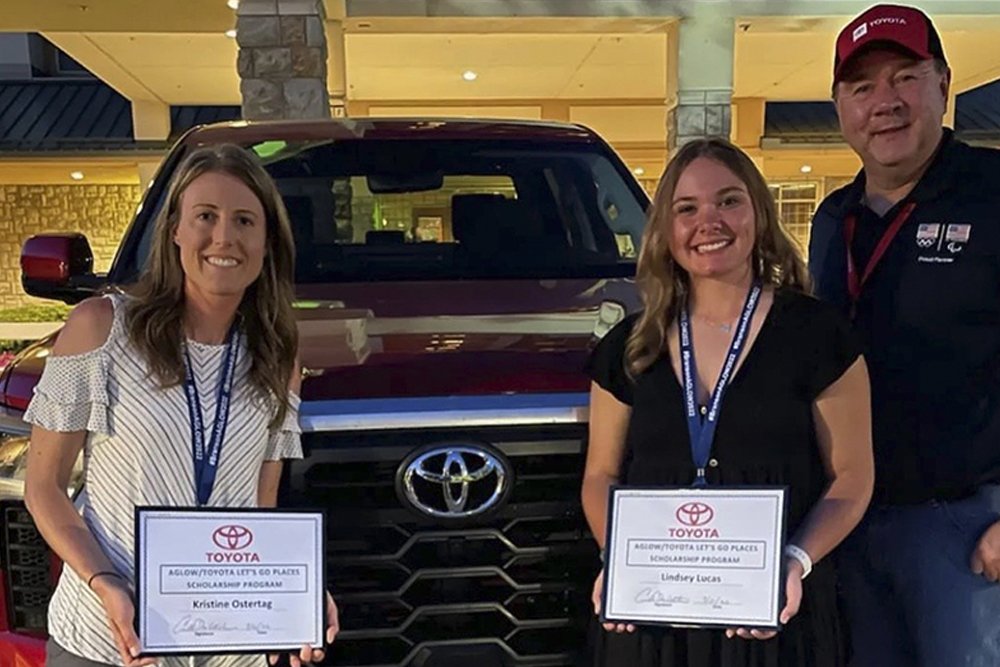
left=624, top=137, right=809, bottom=377
left=126, top=143, right=298, bottom=427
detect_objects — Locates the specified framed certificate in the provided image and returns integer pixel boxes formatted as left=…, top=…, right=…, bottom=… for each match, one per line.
left=601, top=486, right=788, bottom=629
left=134, top=507, right=326, bottom=655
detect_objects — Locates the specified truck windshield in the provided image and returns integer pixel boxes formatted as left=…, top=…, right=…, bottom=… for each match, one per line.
left=131, top=137, right=648, bottom=282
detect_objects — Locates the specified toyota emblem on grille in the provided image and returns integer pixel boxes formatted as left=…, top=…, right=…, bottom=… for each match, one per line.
left=397, top=444, right=512, bottom=519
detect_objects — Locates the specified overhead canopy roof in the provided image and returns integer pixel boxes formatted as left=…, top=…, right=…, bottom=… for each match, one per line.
left=0, top=1, right=995, bottom=106
left=0, top=0, right=997, bottom=167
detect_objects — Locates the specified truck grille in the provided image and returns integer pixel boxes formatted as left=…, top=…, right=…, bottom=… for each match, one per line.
left=0, top=501, right=52, bottom=633
left=290, top=426, right=598, bottom=667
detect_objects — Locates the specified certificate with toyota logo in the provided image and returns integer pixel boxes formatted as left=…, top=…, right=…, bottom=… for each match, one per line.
left=601, top=487, right=788, bottom=629
left=134, top=508, right=326, bottom=655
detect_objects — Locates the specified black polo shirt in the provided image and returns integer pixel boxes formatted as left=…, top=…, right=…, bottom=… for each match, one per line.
left=810, top=130, right=1000, bottom=505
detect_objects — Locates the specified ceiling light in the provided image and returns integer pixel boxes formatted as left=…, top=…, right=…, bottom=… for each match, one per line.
left=800, top=164, right=813, bottom=174
left=227, top=0, right=239, bottom=8
left=225, top=29, right=238, bottom=38
left=462, top=70, right=478, bottom=81
left=70, top=171, right=84, bottom=181
left=633, top=167, right=645, bottom=176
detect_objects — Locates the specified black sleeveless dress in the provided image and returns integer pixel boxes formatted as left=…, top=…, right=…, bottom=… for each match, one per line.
left=586, top=289, right=860, bottom=667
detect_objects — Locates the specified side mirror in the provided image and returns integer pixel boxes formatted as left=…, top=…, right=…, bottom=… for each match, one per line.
left=20, top=233, right=102, bottom=303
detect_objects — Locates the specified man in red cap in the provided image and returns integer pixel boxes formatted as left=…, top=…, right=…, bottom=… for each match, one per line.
left=809, top=4, right=1000, bottom=666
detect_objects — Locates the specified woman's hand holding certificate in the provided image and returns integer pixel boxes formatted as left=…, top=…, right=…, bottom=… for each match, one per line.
left=724, top=557, right=803, bottom=640
left=267, top=591, right=340, bottom=667
left=90, top=575, right=158, bottom=667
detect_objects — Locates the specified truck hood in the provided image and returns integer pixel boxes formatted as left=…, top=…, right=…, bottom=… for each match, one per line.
left=296, top=279, right=634, bottom=399
left=0, top=278, right=636, bottom=410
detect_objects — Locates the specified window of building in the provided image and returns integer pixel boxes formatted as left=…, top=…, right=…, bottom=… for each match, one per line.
left=768, top=181, right=820, bottom=253
left=23, top=35, right=95, bottom=79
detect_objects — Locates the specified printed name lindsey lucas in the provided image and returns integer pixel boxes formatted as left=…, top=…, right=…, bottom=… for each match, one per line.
left=657, top=573, right=723, bottom=584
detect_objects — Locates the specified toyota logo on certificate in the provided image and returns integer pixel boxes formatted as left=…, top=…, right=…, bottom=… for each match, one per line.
left=134, top=507, right=326, bottom=655
left=602, top=487, right=788, bottom=629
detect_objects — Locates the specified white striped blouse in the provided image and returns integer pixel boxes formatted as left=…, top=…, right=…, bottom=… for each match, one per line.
left=23, top=293, right=302, bottom=667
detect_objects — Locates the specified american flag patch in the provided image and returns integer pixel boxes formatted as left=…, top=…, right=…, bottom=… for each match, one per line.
left=945, top=224, right=972, bottom=243
left=916, top=224, right=941, bottom=241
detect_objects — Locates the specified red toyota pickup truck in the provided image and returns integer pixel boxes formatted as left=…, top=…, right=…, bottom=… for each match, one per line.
left=0, top=118, right=646, bottom=667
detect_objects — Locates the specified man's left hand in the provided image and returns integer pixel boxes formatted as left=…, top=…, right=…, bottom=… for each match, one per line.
left=971, top=519, right=1000, bottom=582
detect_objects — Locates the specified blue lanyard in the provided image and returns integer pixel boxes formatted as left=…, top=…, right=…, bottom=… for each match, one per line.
left=183, top=325, right=239, bottom=506
left=679, top=282, right=762, bottom=486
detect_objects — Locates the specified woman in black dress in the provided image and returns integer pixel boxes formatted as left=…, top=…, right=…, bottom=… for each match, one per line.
left=582, top=138, right=873, bottom=667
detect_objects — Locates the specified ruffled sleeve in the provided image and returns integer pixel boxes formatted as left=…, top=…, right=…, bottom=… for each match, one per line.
left=264, top=392, right=303, bottom=461
left=23, top=348, right=110, bottom=434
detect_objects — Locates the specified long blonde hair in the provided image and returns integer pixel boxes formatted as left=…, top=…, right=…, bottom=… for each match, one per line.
left=624, top=137, right=809, bottom=378
left=126, top=144, right=298, bottom=427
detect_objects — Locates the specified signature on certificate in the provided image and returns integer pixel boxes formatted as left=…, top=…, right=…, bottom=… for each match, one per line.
left=172, top=616, right=273, bottom=635
left=694, top=595, right=739, bottom=609
left=634, top=587, right=690, bottom=606
left=633, top=589, right=742, bottom=610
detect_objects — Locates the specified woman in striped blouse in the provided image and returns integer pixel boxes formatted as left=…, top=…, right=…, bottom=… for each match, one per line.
left=22, top=144, right=338, bottom=667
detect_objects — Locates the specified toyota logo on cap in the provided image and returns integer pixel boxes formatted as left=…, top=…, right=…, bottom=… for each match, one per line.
left=212, top=525, right=254, bottom=550
left=675, top=502, right=714, bottom=527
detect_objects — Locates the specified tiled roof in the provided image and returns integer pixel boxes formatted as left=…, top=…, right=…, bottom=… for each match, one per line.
left=170, top=105, right=241, bottom=137
left=0, top=80, right=132, bottom=143
left=1, top=76, right=995, bottom=150
left=766, top=78, right=1000, bottom=142
left=0, top=79, right=243, bottom=151
left=955, top=79, right=1000, bottom=134
left=764, top=101, right=839, bottom=137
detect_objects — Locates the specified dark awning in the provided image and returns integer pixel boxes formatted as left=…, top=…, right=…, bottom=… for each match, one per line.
left=765, top=78, right=1000, bottom=145
left=0, top=80, right=132, bottom=143
left=0, top=80, right=243, bottom=153
left=170, top=105, right=241, bottom=138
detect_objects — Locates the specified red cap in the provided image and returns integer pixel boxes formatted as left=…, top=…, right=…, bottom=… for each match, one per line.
left=834, top=4, right=946, bottom=82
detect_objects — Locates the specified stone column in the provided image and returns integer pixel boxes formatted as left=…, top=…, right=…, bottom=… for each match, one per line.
left=667, top=5, right=735, bottom=151
left=236, top=0, right=330, bottom=120
left=669, top=90, right=732, bottom=150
